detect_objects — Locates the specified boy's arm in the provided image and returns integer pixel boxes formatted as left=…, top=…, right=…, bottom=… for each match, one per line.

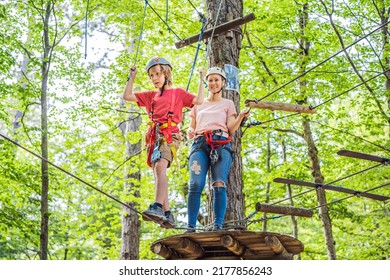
left=192, top=69, right=205, bottom=105
left=122, top=66, right=138, bottom=102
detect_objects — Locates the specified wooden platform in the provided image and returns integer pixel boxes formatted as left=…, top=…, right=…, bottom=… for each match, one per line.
left=151, top=230, right=304, bottom=260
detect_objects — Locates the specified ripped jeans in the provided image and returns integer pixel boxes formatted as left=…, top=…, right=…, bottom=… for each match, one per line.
left=187, top=136, right=233, bottom=228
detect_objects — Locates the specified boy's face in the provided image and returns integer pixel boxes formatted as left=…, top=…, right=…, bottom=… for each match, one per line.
left=148, top=65, right=165, bottom=89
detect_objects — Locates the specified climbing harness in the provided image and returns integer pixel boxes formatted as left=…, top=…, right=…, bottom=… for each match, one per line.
left=204, top=130, right=232, bottom=165
left=145, top=89, right=179, bottom=167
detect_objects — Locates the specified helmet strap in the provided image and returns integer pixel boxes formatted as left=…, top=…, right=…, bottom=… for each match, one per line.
left=160, top=77, right=168, bottom=96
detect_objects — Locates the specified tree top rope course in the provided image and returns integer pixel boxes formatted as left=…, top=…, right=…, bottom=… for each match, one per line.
left=241, top=20, right=390, bottom=131
left=2, top=1, right=390, bottom=247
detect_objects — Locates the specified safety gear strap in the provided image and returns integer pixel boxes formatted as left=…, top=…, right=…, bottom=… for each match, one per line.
left=146, top=91, right=178, bottom=167
left=204, top=130, right=231, bottom=149
left=204, top=130, right=231, bottom=166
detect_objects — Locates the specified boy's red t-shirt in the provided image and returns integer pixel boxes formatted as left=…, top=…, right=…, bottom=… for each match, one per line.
left=135, top=88, right=195, bottom=124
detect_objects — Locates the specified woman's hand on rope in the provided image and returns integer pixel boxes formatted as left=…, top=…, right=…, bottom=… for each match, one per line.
left=193, top=69, right=205, bottom=105
left=239, top=108, right=251, bottom=118
left=239, top=108, right=251, bottom=127
left=199, top=68, right=206, bottom=80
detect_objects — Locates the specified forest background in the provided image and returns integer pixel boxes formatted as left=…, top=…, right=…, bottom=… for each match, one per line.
left=0, top=0, right=389, bottom=260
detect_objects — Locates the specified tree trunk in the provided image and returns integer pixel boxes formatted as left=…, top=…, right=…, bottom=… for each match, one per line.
left=120, top=102, right=142, bottom=260
left=39, top=2, right=52, bottom=260
left=205, top=0, right=245, bottom=229
left=303, top=120, right=336, bottom=259
left=262, top=132, right=271, bottom=232
left=298, top=2, right=336, bottom=259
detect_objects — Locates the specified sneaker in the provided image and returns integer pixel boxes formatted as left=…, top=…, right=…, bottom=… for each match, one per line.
left=212, top=225, right=222, bottom=231
left=185, top=226, right=196, bottom=233
left=160, top=212, right=176, bottom=229
left=142, top=204, right=164, bottom=223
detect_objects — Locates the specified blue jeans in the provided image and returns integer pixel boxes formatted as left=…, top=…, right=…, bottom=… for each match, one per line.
left=187, top=136, right=233, bottom=228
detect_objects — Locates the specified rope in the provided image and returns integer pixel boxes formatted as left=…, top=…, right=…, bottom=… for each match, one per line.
left=133, top=0, right=148, bottom=67
left=205, top=0, right=224, bottom=60
left=251, top=20, right=390, bottom=102
left=224, top=162, right=384, bottom=227
left=308, top=181, right=390, bottom=211
left=166, top=0, right=170, bottom=33
left=146, top=2, right=182, bottom=41
left=187, top=0, right=204, bottom=19
left=84, top=0, right=90, bottom=59
left=310, top=120, right=390, bottom=153
left=0, top=132, right=164, bottom=225
left=248, top=181, right=390, bottom=226
left=243, top=67, right=390, bottom=129
left=186, top=16, right=206, bottom=91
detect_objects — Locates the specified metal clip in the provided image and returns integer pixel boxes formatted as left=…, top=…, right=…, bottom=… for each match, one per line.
left=210, top=149, right=219, bottom=166
left=151, top=141, right=161, bottom=163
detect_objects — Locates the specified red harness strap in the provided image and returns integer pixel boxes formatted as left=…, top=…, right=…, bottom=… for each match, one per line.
left=204, top=130, right=231, bottom=149
left=146, top=123, right=157, bottom=167
left=145, top=91, right=178, bottom=167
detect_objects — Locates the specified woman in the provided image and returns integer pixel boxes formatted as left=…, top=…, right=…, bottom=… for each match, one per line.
left=187, top=67, right=249, bottom=232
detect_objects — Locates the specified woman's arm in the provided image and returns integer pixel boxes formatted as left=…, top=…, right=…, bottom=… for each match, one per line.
left=188, top=116, right=196, bottom=139
left=227, top=108, right=250, bottom=134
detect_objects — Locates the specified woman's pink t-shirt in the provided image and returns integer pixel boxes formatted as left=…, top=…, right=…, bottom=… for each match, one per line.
left=190, top=98, right=237, bottom=136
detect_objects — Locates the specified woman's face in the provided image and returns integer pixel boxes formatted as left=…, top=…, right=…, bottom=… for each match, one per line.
left=207, top=74, right=225, bottom=94
left=148, top=65, right=166, bottom=89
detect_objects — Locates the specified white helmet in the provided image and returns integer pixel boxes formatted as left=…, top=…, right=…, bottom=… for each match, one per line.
left=206, top=67, right=226, bottom=80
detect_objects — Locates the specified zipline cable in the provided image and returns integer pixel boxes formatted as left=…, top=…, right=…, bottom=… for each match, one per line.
left=243, top=67, right=390, bottom=130
left=0, top=132, right=157, bottom=222
left=226, top=162, right=384, bottom=226
left=146, top=1, right=183, bottom=41
left=0, top=132, right=200, bottom=231
left=187, top=0, right=204, bottom=19
left=248, top=181, right=390, bottom=226
left=252, top=20, right=390, bottom=102
left=310, top=181, right=390, bottom=212
left=310, top=120, right=390, bottom=153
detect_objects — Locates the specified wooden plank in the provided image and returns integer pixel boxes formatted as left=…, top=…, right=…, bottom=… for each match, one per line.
left=256, top=202, right=313, bottom=217
left=151, top=242, right=180, bottom=260
left=220, top=235, right=245, bottom=256
left=171, top=237, right=204, bottom=258
left=274, top=178, right=390, bottom=201
left=150, top=231, right=304, bottom=259
left=175, top=13, right=256, bottom=49
left=265, top=235, right=287, bottom=254
left=337, top=150, right=390, bottom=164
left=245, top=100, right=316, bottom=114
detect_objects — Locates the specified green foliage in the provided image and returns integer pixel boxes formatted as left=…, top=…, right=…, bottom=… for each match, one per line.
left=1, top=0, right=389, bottom=260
